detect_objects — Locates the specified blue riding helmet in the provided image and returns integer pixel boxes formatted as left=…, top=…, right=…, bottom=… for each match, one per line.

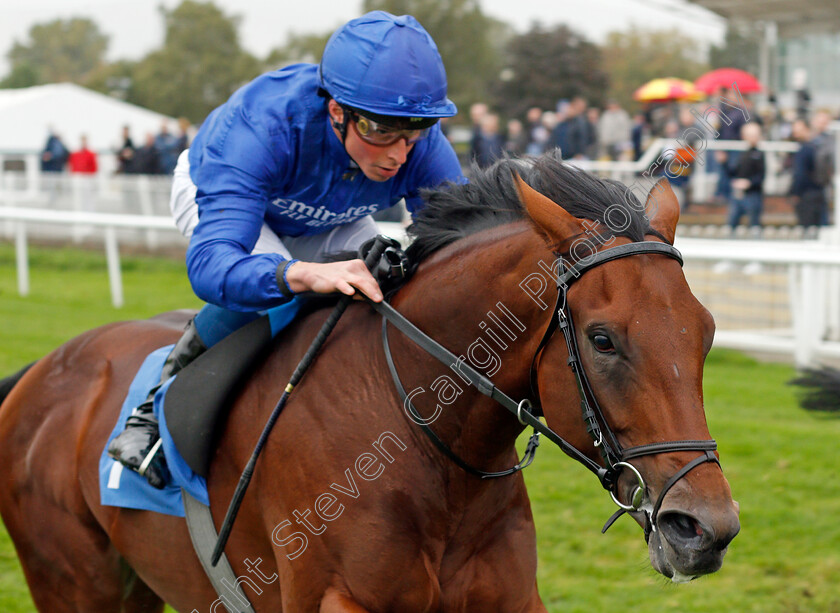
left=319, top=11, right=457, bottom=121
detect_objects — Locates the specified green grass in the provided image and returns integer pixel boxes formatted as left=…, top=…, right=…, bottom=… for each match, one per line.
left=0, top=242, right=201, bottom=372
left=0, top=242, right=838, bottom=612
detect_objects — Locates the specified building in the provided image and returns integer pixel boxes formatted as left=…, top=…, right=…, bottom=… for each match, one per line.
left=688, top=0, right=840, bottom=110
left=0, top=82, right=178, bottom=174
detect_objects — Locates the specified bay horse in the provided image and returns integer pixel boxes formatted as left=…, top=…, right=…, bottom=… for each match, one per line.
left=0, top=155, right=739, bottom=612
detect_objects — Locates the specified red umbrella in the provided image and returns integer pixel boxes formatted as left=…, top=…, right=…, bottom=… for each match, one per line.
left=695, top=68, right=762, bottom=94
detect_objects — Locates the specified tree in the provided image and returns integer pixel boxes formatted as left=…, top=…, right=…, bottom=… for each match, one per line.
left=363, top=0, right=510, bottom=118
left=601, top=27, right=710, bottom=111
left=3, top=18, right=108, bottom=86
left=265, top=32, right=332, bottom=70
left=128, top=1, right=260, bottom=123
left=0, top=62, right=41, bottom=89
left=85, top=60, right=137, bottom=100
left=709, top=23, right=760, bottom=74
left=490, top=23, right=608, bottom=119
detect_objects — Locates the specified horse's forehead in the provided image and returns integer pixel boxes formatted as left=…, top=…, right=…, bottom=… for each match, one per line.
left=573, top=248, right=692, bottom=316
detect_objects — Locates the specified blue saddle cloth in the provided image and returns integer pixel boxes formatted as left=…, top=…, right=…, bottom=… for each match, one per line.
left=98, top=298, right=306, bottom=517
left=99, top=345, right=209, bottom=517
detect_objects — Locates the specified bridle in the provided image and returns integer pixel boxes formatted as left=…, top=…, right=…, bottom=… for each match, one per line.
left=373, top=239, right=720, bottom=536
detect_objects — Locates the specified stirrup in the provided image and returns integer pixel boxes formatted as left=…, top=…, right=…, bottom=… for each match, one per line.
left=138, top=438, right=164, bottom=477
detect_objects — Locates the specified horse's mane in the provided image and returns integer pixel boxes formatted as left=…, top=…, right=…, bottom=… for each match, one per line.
left=406, top=151, right=653, bottom=263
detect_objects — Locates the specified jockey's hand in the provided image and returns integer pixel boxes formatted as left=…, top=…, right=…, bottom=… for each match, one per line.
left=285, top=260, right=383, bottom=302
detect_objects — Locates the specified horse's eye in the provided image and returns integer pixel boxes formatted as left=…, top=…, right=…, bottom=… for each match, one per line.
left=591, top=333, right=615, bottom=353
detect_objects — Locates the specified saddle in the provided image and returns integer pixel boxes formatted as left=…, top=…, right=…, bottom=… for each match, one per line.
left=164, top=312, right=276, bottom=477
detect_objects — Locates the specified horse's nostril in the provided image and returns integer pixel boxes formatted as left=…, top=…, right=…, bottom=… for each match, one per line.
left=660, top=512, right=704, bottom=544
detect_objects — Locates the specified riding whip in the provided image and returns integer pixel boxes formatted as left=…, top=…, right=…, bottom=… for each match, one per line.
left=211, top=236, right=390, bottom=566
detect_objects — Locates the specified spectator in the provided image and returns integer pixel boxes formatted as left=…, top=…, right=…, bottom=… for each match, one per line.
left=765, top=90, right=784, bottom=140
left=527, top=110, right=554, bottom=156
left=539, top=110, right=559, bottom=154
left=561, top=96, right=590, bottom=160
left=793, top=68, right=811, bottom=120
left=175, top=117, right=191, bottom=156
left=789, top=118, right=826, bottom=231
left=525, top=106, right=543, bottom=152
left=468, top=102, right=489, bottom=163
left=631, top=113, right=646, bottom=161
left=128, top=133, right=162, bottom=175
left=504, top=118, right=528, bottom=157
left=154, top=121, right=179, bottom=174
left=473, top=113, right=505, bottom=168
left=116, top=125, right=135, bottom=174
left=68, top=135, right=98, bottom=174
left=549, top=103, right=568, bottom=156
left=728, top=122, right=765, bottom=236
left=598, top=101, right=631, bottom=160
left=665, top=109, right=704, bottom=210
left=40, top=129, right=68, bottom=173
left=585, top=107, right=600, bottom=159
left=809, top=110, right=836, bottom=226
left=776, top=108, right=797, bottom=142
left=714, top=88, right=749, bottom=203
left=648, top=102, right=673, bottom=138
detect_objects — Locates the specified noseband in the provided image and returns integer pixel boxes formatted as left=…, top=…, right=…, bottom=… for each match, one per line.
left=374, top=240, right=720, bottom=535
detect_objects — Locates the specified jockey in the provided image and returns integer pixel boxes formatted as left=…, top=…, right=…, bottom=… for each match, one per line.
left=108, top=11, right=463, bottom=488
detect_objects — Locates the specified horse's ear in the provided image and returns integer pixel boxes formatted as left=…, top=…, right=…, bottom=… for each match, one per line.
left=513, top=173, right=584, bottom=245
left=644, top=178, right=680, bottom=244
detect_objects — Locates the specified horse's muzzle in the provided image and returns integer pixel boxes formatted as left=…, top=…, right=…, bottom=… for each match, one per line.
left=648, top=505, right=740, bottom=581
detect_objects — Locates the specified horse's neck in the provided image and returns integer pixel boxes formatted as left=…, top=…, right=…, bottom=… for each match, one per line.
left=391, top=224, right=552, bottom=469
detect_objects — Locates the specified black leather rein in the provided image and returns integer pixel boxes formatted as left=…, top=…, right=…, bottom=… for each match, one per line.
left=372, top=240, right=721, bottom=534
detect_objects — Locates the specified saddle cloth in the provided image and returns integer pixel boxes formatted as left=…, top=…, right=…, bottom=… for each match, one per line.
left=98, top=297, right=304, bottom=517
left=99, top=345, right=208, bottom=516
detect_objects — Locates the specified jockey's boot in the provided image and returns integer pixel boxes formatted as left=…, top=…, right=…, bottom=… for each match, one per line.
left=107, top=318, right=206, bottom=489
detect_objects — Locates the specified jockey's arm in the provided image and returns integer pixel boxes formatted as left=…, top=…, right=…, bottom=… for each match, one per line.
left=186, top=105, right=462, bottom=312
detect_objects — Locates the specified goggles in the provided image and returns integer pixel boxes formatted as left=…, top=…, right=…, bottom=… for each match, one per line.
left=346, top=109, right=431, bottom=147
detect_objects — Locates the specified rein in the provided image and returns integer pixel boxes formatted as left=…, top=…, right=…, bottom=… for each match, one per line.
left=377, top=240, right=720, bottom=535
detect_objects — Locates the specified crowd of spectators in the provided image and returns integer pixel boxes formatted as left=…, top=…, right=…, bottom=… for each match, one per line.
left=468, top=97, right=637, bottom=169
left=40, top=131, right=98, bottom=175
left=115, top=118, right=191, bottom=175
left=464, top=94, right=836, bottom=233
left=36, top=98, right=835, bottom=232
left=39, top=118, right=191, bottom=177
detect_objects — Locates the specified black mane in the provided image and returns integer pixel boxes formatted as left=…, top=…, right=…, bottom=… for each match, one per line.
left=406, top=151, right=653, bottom=263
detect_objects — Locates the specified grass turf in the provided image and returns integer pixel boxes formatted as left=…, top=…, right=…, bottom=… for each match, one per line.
left=0, top=242, right=838, bottom=612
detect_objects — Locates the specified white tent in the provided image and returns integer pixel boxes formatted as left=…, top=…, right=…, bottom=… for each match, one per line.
left=0, top=83, right=178, bottom=154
